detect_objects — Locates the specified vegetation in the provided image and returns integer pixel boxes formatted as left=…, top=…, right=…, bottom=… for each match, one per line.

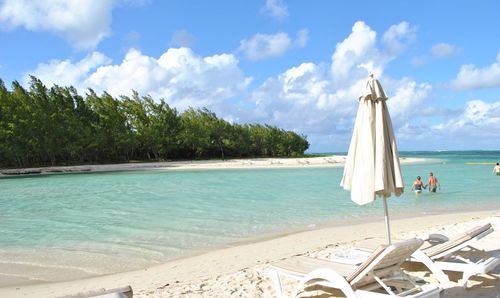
left=0, top=77, right=309, bottom=168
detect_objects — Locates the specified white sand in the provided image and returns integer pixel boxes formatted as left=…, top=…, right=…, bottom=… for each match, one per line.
left=1, top=210, right=498, bottom=297
left=0, top=155, right=427, bottom=176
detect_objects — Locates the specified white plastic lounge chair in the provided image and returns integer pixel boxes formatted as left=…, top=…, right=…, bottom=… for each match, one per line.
left=269, top=238, right=441, bottom=298
left=340, top=223, right=500, bottom=288
left=411, top=223, right=500, bottom=288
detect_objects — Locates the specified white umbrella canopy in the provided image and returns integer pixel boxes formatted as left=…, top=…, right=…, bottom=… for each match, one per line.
left=340, top=73, right=404, bottom=244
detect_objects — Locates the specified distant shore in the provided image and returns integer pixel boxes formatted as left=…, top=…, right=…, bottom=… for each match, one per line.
left=0, top=155, right=428, bottom=177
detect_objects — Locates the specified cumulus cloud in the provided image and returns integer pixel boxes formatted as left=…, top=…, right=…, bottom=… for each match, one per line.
left=248, top=62, right=355, bottom=134
left=0, top=0, right=113, bottom=50
left=448, top=51, right=500, bottom=90
left=329, top=21, right=417, bottom=86
left=261, top=0, right=288, bottom=22
left=420, top=100, right=500, bottom=149
left=330, top=21, right=403, bottom=86
left=239, top=32, right=291, bottom=61
left=28, top=20, right=491, bottom=151
left=394, top=99, right=500, bottom=150
left=434, top=100, right=500, bottom=133
left=431, top=43, right=461, bottom=58
left=382, top=22, right=417, bottom=54
left=238, top=30, right=307, bottom=61
left=26, top=52, right=112, bottom=89
left=244, top=21, right=453, bottom=152
left=387, top=78, right=431, bottom=117
left=28, top=48, right=251, bottom=110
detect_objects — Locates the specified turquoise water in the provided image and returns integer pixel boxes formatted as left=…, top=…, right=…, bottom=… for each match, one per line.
left=0, top=151, right=499, bottom=285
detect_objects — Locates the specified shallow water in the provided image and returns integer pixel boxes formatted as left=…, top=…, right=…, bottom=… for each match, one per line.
left=0, top=151, right=499, bottom=285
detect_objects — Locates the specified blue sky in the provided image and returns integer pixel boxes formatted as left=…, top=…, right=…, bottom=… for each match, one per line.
left=1, top=0, right=500, bottom=152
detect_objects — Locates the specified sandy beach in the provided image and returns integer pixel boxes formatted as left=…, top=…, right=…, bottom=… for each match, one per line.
left=0, top=155, right=427, bottom=177
left=0, top=210, right=498, bottom=297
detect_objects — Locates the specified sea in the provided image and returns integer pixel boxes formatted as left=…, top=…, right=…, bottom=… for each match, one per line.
left=0, top=151, right=499, bottom=286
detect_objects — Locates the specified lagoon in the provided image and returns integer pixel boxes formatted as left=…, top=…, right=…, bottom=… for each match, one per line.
left=0, top=151, right=499, bottom=286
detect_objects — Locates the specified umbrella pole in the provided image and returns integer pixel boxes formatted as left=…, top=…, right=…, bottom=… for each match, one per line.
left=383, top=197, right=392, bottom=244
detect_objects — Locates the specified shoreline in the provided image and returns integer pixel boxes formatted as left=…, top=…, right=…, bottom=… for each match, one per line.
left=0, top=155, right=430, bottom=177
left=1, top=209, right=498, bottom=297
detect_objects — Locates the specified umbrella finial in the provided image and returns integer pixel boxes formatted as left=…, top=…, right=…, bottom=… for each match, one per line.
left=368, top=72, right=374, bottom=78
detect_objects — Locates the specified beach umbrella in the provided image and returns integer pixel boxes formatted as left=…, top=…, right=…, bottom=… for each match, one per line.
left=340, top=73, right=404, bottom=244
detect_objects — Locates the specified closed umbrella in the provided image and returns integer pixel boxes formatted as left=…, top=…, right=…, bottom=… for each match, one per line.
left=340, top=73, right=404, bottom=244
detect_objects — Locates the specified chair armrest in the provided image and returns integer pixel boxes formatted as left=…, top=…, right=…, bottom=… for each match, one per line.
left=426, top=233, right=449, bottom=244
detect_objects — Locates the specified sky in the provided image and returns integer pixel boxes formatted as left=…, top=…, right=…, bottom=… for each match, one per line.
left=1, top=0, right=500, bottom=153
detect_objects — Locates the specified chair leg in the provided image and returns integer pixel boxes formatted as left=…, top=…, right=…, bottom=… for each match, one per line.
left=269, top=269, right=287, bottom=298
left=460, top=270, right=475, bottom=288
left=412, top=250, right=450, bottom=285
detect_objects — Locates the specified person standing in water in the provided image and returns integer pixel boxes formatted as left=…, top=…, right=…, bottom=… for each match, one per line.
left=493, top=163, right=500, bottom=176
left=427, top=172, right=441, bottom=193
left=411, top=176, right=426, bottom=194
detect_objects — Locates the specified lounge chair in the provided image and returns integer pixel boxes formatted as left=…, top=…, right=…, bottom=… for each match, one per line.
left=340, top=223, right=500, bottom=288
left=269, top=238, right=441, bottom=298
left=411, top=223, right=500, bottom=288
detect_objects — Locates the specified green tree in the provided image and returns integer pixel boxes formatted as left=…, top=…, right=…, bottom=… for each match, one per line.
left=0, top=76, right=310, bottom=168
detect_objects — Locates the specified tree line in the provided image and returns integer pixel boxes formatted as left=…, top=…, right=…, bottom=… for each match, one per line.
left=0, top=77, right=309, bottom=168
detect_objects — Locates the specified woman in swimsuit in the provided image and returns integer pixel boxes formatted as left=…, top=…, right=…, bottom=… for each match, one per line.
left=410, top=176, right=426, bottom=194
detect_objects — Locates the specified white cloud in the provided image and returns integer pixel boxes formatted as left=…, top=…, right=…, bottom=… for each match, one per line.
left=28, top=48, right=251, bottom=110
left=0, top=0, right=113, bottom=50
left=238, top=30, right=307, bottom=61
left=394, top=99, right=500, bottom=150
left=449, top=51, right=500, bottom=90
left=434, top=100, right=500, bottom=133
left=170, top=29, right=195, bottom=47
left=244, top=21, right=456, bottom=152
left=420, top=100, right=500, bottom=149
left=28, top=21, right=425, bottom=152
left=28, top=20, right=495, bottom=151
left=387, top=78, right=432, bottom=123
left=431, top=43, right=461, bottom=58
left=382, top=22, right=417, bottom=54
left=248, top=64, right=433, bottom=146
left=261, top=0, right=288, bottom=22
left=25, top=52, right=111, bottom=90
left=249, top=62, right=353, bottom=134
left=331, top=21, right=381, bottom=85
left=239, top=32, right=290, bottom=61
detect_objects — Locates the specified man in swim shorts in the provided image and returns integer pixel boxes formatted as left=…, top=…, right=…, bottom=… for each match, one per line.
left=410, top=176, right=426, bottom=194
left=427, top=172, right=441, bottom=193
left=494, top=163, right=500, bottom=176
